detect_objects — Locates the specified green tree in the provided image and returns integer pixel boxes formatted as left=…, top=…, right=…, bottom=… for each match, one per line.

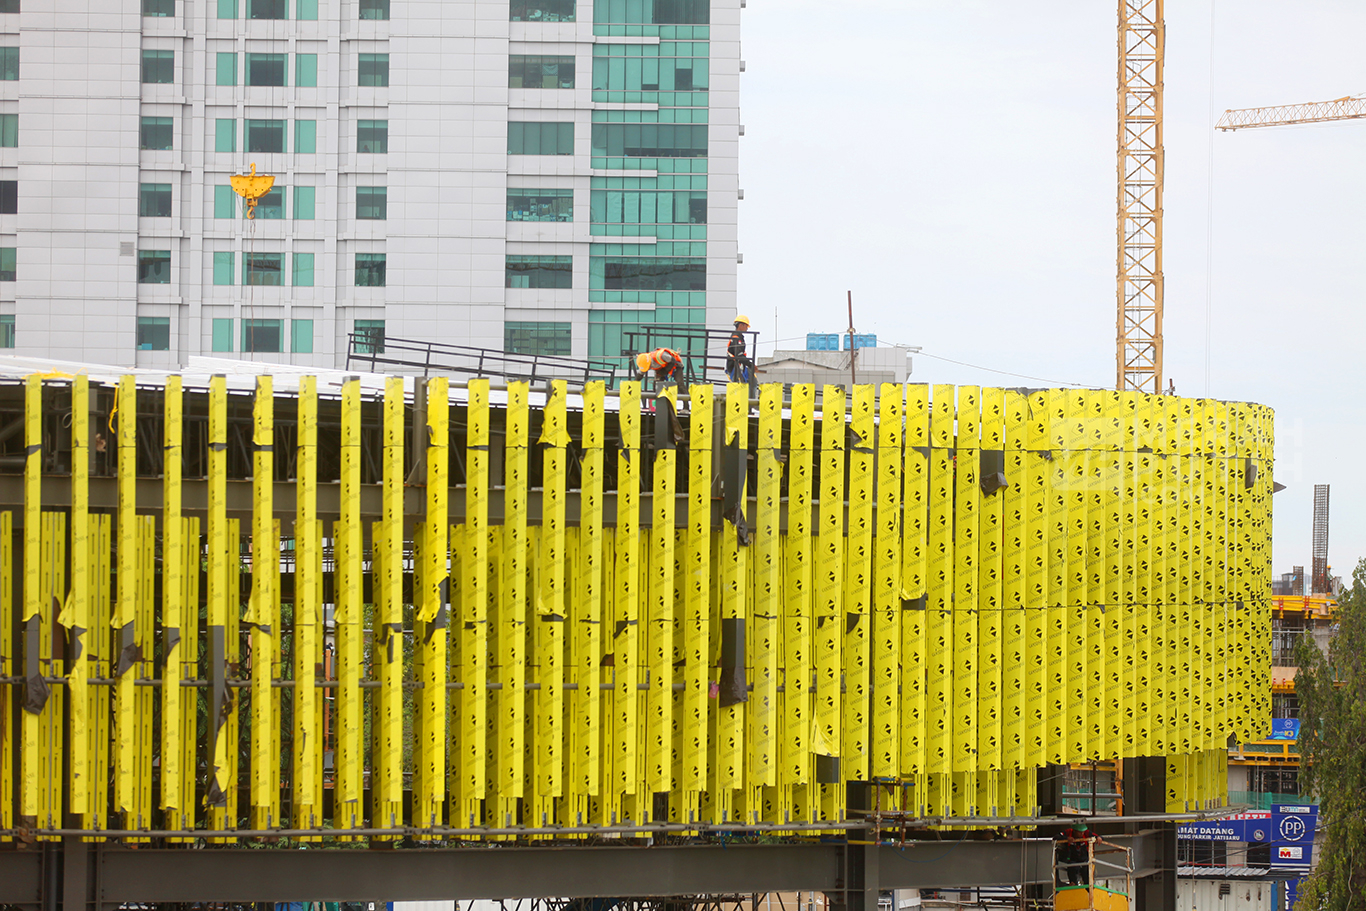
left=1294, top=557, right=1366, bottom=909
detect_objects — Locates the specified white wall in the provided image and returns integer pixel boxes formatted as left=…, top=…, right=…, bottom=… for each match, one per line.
left=15, top=0, right=741, bottom=368
left=1177, top=880, right=1272, bottom=911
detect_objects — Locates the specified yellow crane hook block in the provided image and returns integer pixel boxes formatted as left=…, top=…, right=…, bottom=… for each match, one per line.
left=230, top=163, right=275, bottom=219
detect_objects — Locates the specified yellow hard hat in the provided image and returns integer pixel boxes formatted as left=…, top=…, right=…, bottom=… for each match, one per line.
left=636, top=352, right=652, bottom=373
left=734, top=314, right=751, bottom=326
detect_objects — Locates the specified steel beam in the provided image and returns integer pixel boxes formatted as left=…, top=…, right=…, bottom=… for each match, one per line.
left=73, top=840, right=1056, bottom=903
left=98, top=844, right=840, bottom=902
left=4, top=833, right=1162, bottom=905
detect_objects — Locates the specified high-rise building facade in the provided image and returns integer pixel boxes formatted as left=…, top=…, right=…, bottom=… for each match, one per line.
left=7, top=0, right=739, bottom=369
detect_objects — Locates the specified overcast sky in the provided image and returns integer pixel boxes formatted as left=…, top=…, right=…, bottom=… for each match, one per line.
left=736, top=0, right=1366, bottom=583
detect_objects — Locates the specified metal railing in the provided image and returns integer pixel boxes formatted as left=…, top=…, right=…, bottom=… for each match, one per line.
left=622, top=324, right=759, bottom=391
left=345, top=333, right=621, bottom=386
left=1226, top=791, right=1305, bottom=811
left=1228, top=741, right=1301, bottom=764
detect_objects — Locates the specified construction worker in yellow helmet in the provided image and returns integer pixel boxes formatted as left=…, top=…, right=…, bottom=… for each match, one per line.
left=727, top=314, right=752, bottom=382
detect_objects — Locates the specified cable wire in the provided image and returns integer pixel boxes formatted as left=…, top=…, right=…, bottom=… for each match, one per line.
left=891, top=344, right=1106, bottom=389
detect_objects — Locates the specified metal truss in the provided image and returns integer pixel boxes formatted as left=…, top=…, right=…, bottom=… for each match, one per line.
left=1216, top=95, right=1366, bottom=131
left=1117, top=0, right=1165, bottom=394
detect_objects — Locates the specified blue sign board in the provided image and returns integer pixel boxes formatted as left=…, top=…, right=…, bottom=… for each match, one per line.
left=1178, top=812, right=1271, bottom=842
left=1268, top=718, right=1300, bottom=740
left=1270, top=804, right=1318, bottom=869
left=1285, top=877, right=1306, bottom=911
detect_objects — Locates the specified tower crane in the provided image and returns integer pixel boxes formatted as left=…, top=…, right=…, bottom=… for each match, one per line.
left=1216, top=94, right=1366, bottom=131
left=1117, top=1, right=1165, bottom=394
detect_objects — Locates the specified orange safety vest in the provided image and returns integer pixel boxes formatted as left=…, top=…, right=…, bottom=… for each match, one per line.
left=640, top=348, right=682, bottom=376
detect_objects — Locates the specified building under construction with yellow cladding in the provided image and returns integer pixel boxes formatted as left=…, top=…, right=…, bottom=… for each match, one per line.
left=0, top=373, right=1272, bottom=841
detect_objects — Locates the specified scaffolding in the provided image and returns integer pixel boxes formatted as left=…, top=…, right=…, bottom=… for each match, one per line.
left=1311, top=484, right=1330, bottom=594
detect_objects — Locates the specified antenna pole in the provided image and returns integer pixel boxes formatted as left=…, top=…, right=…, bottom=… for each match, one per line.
left=846, top=291, right=857, bottom=387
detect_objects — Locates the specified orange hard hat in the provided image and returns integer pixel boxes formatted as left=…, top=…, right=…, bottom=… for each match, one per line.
left=636, top=352, right=652, bottom=373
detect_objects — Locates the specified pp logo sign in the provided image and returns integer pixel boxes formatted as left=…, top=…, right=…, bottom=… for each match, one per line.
left=1279, top=815, right=1308, bottom=842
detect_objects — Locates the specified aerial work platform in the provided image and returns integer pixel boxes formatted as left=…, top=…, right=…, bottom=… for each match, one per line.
left=0, top=369, right=1272, bottom=844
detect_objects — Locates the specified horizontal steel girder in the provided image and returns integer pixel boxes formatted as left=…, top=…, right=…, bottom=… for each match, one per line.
left=0, top=840, right=1063, bottom=905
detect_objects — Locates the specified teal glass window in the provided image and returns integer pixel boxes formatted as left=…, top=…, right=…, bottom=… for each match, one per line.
left=356, top=186, right=386, bottom=219
left=0, top=314, right=13, bottom=348
left=592, top=255, right=704, bottom=290
left=505, top=321, right=571, bottom=356
left=291, top=318, right=313, bottom=353
left=506, top=255, right=571, bottom=289
left=0, top=48, right=15, bottom=81
left=137, top=316, right=170, bottom=351
left=507, top=188, right=573, bottom=222
left=357, top=120, right=388, bottom=153
left=246, top=119, right=285, bottom=153
left=211, top=318, right=234, bottom=352
left=212, top=251, right=235, bottom=285
left=359, top=0, right=388, bottom=18
left=292, top=252, right=314, bottom=286
left=353, top=319, right=385, bottom=353
left=243, top=252, right=283, bottom=286
left=216, top=0, right=237, bottom=18
left=594, top=0, right=708, bottom=24
left=358, top=53, right=389, bottom=87
left=242, top=319, right=283, bottom=353
left=588, top=310, right=646, bottom=360
left=0, top=247, right=15, bottom=281
left=0, top=113, right=17, bottom=148
left=141, top=116, right=174, bottom=150
left=255, top=187, right=284, bottom=219
left=591, top=123, right=706, bottom=158
left=246, top=52, right=286, bottom=86
left=139, top=183, right=172, bottom=217
left=215, top=52, right=237, bottom=86
left=295, top=53, right=317, bottom=87
left=142, top=0, right=174, bottom=16
left=591, top=189, right=705, bottom=225
left=295, top=119, right=317, bottom=153
left=214, top=118, right=235, bottom=152
left=296, top=0, right=317, bottom=19
left=137, top=250, right=171, bottom=284
left=0, top=181, right=13, bottom=214
left=507, top=122, right=573, bottom=155
left=293, top=186, right=316, bottom=219
left=509, top=55, right=576, bottom=89
left=142, top=50, right=174, bottom=84
left=511, top=0, right=573, bottom=21
left=214, top=185, right=237, bottom=218
left=592, top=48, right=708, bottom=94
left=247, top=0, right=285, bottom=19
left=0, top=1, right=14, bottom=13
left=355, top=252, right=386, bottom=286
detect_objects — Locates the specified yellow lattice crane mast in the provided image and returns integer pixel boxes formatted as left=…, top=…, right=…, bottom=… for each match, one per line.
left=1216, top=94, right=1366, bottom=131
left=230, top=163, right=275, bottom=219
left=1117, top=0, right=1165, bottom=394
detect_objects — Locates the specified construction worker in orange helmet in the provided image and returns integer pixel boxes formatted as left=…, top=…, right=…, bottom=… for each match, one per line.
left=635, top=347, right=684, bottom=383
left=726, top=315, right=752, bottom=382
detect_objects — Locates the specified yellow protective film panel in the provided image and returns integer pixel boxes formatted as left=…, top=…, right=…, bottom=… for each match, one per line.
left=871, top=384, right=902, bottom=779
left=0, top=378, right=1276, bottom=840
left=976, top=388, right=1004, bottom=779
